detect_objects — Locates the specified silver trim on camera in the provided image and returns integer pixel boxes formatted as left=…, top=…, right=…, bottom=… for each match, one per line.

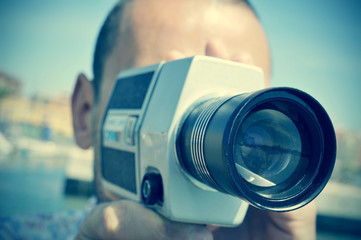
left=191, top=98, right=228, bottom=188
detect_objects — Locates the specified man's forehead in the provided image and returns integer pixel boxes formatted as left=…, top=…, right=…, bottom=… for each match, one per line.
left=127, top=0, right=247, bottom=28
left=122, top=0, right=254, bottom=59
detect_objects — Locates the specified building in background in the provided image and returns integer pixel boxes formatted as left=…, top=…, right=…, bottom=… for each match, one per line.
left=0, top=71, right=22, bottom=99
left=0, top=71, right=93, bottom=199
left=0, top=93, right=73, bottom=138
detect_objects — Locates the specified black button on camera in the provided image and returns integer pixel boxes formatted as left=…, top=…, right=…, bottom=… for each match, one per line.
left=141, top=173, right=163, bottom=205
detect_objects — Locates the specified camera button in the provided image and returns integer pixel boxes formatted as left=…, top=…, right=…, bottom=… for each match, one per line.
left=125, top=116, right=138, bottom=146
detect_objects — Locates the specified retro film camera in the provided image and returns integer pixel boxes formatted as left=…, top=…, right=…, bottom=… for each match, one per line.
left=101, top=56, right=336, bottom=226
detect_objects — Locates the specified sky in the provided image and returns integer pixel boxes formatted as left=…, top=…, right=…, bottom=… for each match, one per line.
left=0, top=0, right=360, bottom=130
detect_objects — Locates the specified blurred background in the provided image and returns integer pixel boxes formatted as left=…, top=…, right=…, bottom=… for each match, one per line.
left=0, top=0, right=360, bottom=239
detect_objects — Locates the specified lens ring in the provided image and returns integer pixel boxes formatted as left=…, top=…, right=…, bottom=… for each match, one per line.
left=190, top=98, right=229, bottom=189
left=224, top=88, right=335, bottom=210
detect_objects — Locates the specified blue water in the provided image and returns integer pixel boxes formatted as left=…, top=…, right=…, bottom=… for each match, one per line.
left=0, top=165, right=66, bottom=216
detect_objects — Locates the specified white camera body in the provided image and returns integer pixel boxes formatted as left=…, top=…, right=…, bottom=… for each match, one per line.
left=101, top=56, right=266, bottom=226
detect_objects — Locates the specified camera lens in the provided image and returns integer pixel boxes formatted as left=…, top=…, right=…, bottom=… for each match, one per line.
left=234, top=109, right=302, bottom=188
left=177, top=87, right=336, bottom=211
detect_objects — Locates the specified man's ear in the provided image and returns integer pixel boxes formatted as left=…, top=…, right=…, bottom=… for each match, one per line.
left=71, top=73, right=94, bottom=149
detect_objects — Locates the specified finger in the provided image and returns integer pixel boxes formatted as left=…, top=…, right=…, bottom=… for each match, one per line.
left=205, top=39, right=229, bottom=59
left=231, top=52, right=255, bottom=65
left=269, top=201, right=316, bottom=222
left=166, top=50, right=186, bottom=61
left=267, top=201, right=317, bottom=239
left=76, top=200, right=213, bottom=240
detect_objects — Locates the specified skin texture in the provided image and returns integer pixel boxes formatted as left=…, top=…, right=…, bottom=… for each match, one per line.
left=72, top=0, right=316, bottom=239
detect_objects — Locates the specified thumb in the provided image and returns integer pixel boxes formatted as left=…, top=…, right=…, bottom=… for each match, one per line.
left=76, top=200, right=213, bottom=240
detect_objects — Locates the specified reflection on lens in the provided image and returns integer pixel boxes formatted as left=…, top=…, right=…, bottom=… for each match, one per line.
left=234, top=109, right=302, bottom=187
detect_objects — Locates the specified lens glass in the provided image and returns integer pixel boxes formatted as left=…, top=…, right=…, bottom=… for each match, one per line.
left=234, top=109, right=302, bottom=189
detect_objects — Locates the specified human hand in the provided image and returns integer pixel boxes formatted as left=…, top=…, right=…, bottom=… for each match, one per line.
left=74, top=199, right=213, bottom=240
left=211, top=201, right=316, bottom=240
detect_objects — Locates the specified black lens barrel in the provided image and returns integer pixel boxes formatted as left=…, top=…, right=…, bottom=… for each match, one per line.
left=177, top=87, right=336, bottom=211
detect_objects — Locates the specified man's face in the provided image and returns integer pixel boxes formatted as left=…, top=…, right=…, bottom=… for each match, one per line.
left=92, top=0, right=270, bottom=201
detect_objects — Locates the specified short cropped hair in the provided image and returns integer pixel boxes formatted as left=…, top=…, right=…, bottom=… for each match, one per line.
left=92, top=1, right=128, bottom=102
left=92, top=0, right=253, bottom=102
